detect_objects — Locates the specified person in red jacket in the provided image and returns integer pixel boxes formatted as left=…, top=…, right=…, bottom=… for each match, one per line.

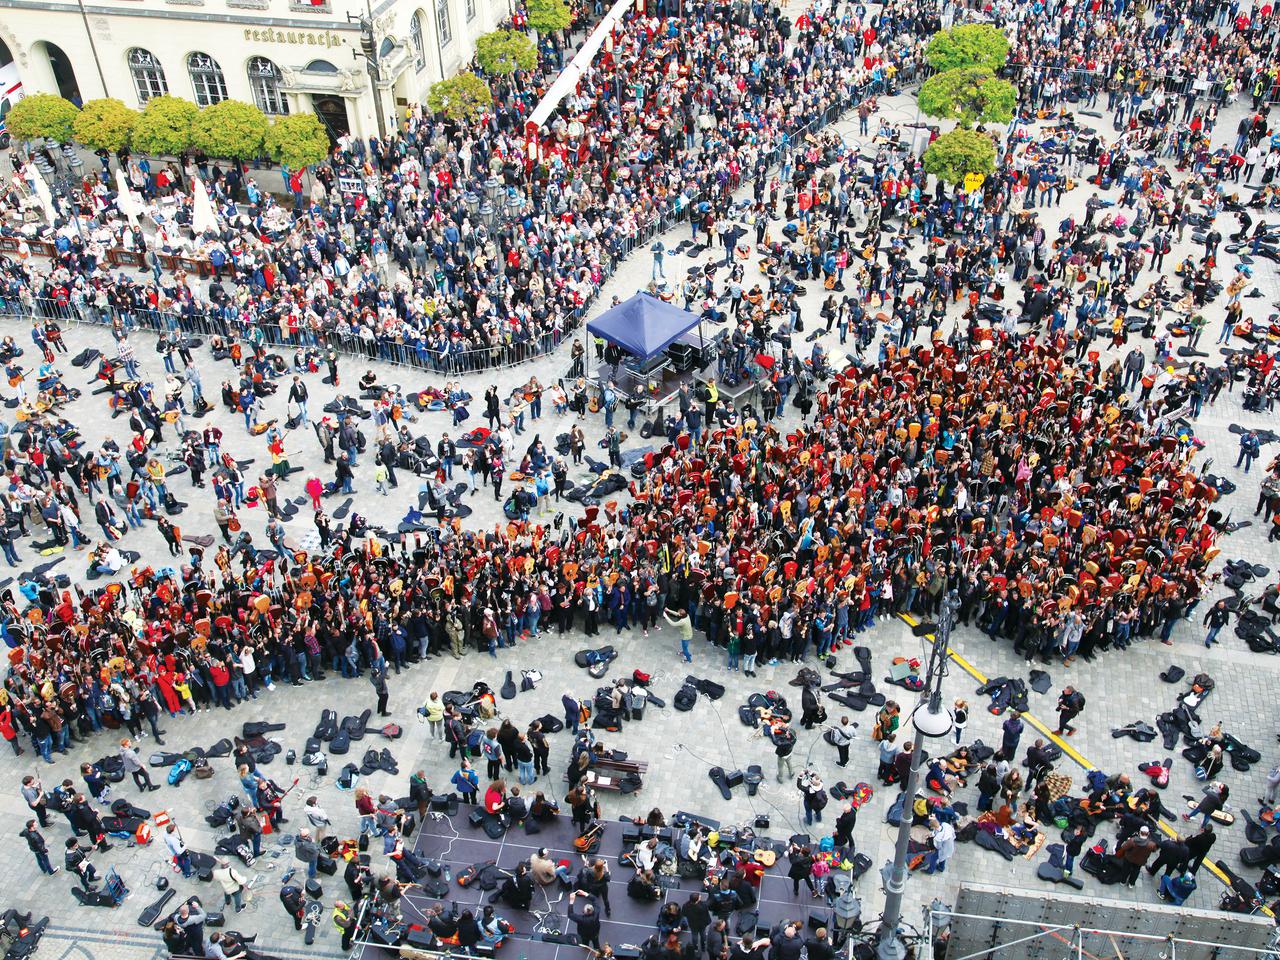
left=0, top=704, right=22, bottom=756
left=208, top=656, right=233, bottom=710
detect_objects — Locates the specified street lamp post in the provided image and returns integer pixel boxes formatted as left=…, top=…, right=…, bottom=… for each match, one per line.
left=877, top=590, right=959, bottom=960
left=348, top=11, right=387, bottom=141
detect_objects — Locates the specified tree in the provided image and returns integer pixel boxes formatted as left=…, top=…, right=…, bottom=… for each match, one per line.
left=5, top=93, right=79, bottom=143
left=475, top=29, right=538, bottom=76
left=918, top=67, right=1016, bottom=127
left=428, top=72, right=493, bottom=122
left=526, top=0, right=571, bottom=35
left=131, top=95, right=199, bottom=156
left=265, top=113, right=331, bottom=170
left=926, top=24, right=1010, bottom=72
left=923, top=128, right=996, bottom=185
left=72, top=98, right=139, bottom=152
left=191, top=100, right=269, bottom=160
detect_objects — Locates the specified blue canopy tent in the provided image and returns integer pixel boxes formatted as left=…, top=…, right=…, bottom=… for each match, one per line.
left=586, top=292, right=701, bottom=361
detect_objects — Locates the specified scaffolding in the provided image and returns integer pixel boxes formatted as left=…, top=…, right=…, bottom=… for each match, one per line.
left=924, top=885, right=1278, bottom=960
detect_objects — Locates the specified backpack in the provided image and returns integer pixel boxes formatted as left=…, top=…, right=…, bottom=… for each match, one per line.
left=674, top=684, right=698, bottom=712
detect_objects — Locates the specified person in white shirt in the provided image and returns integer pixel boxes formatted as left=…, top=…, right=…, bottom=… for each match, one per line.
left=924, top=817, right=956, bottom=874
left=304, top=796, right=331, bottom=842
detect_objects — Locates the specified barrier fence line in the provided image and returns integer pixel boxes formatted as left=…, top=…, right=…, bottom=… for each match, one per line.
left=0, top=75, right=890, bottom=376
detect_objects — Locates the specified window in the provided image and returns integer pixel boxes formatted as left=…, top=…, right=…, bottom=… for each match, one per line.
left=435, top=0, right=451, bottom=47
left=410, top=11, right=426, bottom=70
left=248, top=57, right=288, bottom=115
left=128, top=48, right=169, bottom=104
left=188, top=52, right=228, bottom=106
left=465, top=0, right=475, bottom=21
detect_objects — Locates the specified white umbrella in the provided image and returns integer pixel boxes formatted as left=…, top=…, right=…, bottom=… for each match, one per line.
left=23, top=165, right=56, bottom=224
left=191, top=176, right=217, bottom=236
left=114, top=167, right=141, bottom=225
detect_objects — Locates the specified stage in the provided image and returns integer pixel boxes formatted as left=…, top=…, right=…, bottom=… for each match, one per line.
left=353, top=805, right=836, bottom=960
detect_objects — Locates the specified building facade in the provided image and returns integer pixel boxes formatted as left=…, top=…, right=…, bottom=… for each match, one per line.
left=0, top=0, right=506, bottom=142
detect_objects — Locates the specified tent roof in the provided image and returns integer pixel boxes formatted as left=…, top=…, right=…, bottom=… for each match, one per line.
left=585, top=293, right=700, bottom=359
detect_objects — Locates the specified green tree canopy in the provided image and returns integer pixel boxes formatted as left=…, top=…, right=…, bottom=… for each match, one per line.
left=6, top=94, right=80, bottom=143
left=918, top=67, right=1016, bottom=127
left=191, top=100, right=269, bottom=160
left=131, top=95, right=199, bottom=156
left=265, top=113, right=332, bottom=170
left=72, top=98, right=139, bottom=152
left=923, top=128, right=996, bottom=185
left=925, top=24, right=1010, bottom=72
left=475, top=29, right=538, bottom=75
left=427, top=71, right=493, bottom=122
left=526, top=0, right=571, bottom=35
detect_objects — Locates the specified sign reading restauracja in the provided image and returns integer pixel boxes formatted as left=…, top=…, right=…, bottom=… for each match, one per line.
left=243, top=28, right=346, bottom=47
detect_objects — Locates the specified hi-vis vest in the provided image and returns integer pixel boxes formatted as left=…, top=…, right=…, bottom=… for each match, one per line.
left=706, top=381, right=719, bottom=404
left=333, top=902, right=352, bottom=930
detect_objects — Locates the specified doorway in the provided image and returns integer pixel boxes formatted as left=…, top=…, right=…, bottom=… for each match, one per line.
left=312, top=95, right=350, bottom=141
left=40, top=42, right=80, bottom=104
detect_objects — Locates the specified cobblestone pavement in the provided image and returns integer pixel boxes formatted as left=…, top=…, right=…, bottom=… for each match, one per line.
left=2, top=85, right=1280, bottom=960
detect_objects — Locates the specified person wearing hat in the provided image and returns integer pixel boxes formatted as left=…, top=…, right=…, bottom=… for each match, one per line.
left=1116, top=826, right=1157, bottom=887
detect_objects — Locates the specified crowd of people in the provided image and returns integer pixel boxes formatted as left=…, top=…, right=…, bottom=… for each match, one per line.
left=0, top=0, right=1278, bottom=947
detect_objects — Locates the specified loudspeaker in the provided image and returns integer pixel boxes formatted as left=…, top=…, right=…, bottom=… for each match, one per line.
left=726, top=770, right=745, bottom=788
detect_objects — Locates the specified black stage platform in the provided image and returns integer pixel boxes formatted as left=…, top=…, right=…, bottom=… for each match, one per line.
left=353, top=806, right=831, bottom=960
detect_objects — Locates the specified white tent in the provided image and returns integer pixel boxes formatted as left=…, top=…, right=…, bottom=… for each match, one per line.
left=191, top=176, right=217, bottom=236
left=23, top=165, right=56, bottom=224
left=114, top=167, right=141, bottom=225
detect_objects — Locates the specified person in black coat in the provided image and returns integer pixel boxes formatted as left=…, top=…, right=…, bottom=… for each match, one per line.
left=567, top=892, right=602, bottom=950
left=497, top=863, right=534, bottom=909
left=67, top=796, right=112, bottom=851
left=683, top=893, right=711, bottom=953
left=280, top=885, right=305, bottom=930
left=1184, top=824, right=1217, bottom=873
left=799, top=685, right=822, bottom=729
left=803, top=929, right=835, bottom=960
left=832, top=804, right=857, bottom=849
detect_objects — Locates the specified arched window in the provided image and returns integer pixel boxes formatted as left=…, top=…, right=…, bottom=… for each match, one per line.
left=128, top=48, right=169, bottom=104
left=305, top=59, right=338, bottom=73
left=410, top=11, right=426, bottom=71
left=248, top=57, right=289, bottom=115
left=435, top=0, right=452, bottom=47
left=187, top=52, right=228, bottom=106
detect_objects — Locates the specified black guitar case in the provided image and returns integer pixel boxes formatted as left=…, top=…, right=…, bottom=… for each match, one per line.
left=329, top=729, right=351, bottom=755
left=535, top=713, right=564, bottom=733
left=341, top=709, right=371, bottom=741
left=500, top=671, right=518, bottom=700
left=111, top=799, right=152, bottom=820
left=72, top=887, right=117, bottom=908
left=137, top=888, right=176, bottom=926
left=745, top=764, right=763, bottom=797
left=315, top=709, right=338, bottom=741
left=1036, top=863, right=1085, bottom=889
left=709, top=767, right=732, bottom=800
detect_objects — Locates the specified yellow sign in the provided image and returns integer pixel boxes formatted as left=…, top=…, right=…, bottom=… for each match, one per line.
left=243, top=27, right=346, bottom=47
left=963, top=173, right=985, bottom=193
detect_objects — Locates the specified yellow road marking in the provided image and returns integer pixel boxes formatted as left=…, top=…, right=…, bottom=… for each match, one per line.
left=895, top=612, right=1264, bottom=914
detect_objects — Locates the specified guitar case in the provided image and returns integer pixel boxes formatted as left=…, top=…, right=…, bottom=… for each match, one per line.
left=500, top=671, right=518, bottom=700
left=341, top=709, right=372, bottom=741
left=709, top=767, right=732, bottom=800
left=329, top=729, right=351, bottom=755
left=137, top=888, right=176, bottom=926
left=315, top=710, right=339, bottom=742
left=745, top=764, right=763, bottom=797
left=1036, top=863, right=1085, bottom=889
